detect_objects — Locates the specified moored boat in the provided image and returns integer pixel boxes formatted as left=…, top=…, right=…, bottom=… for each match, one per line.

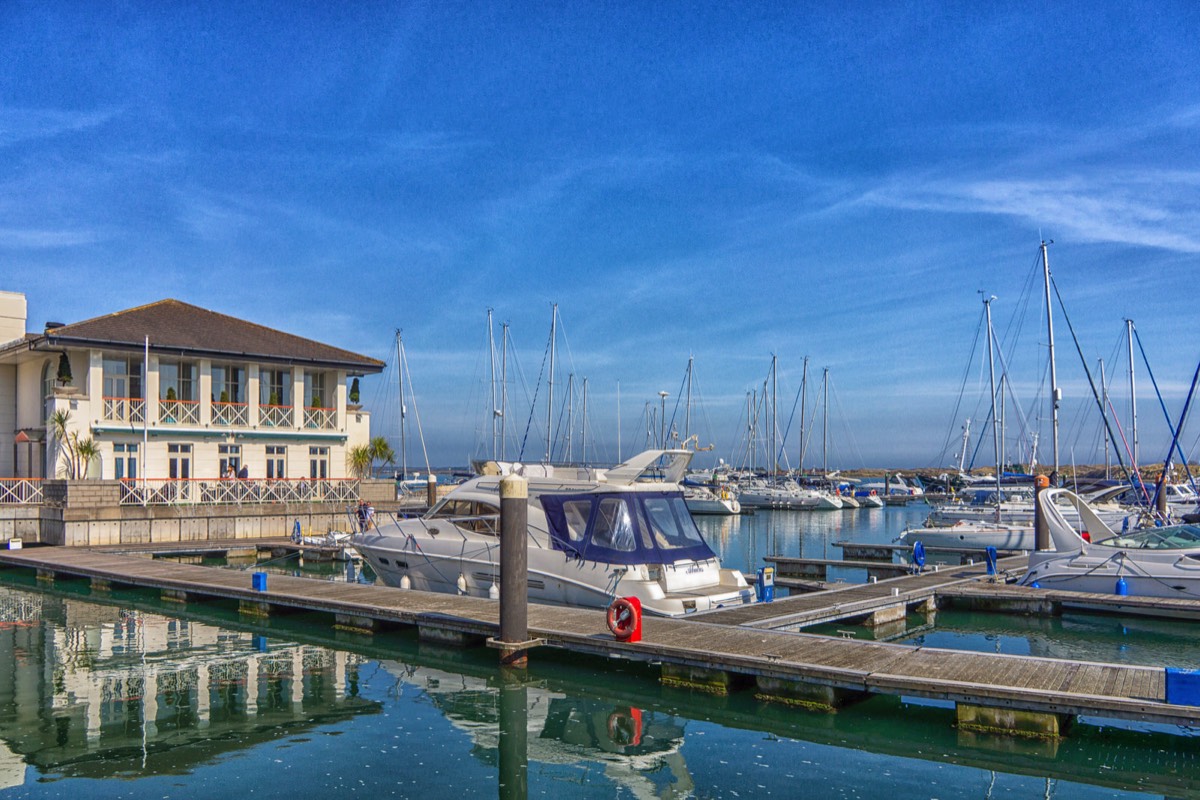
left=354, top=448, right=755, bottom=617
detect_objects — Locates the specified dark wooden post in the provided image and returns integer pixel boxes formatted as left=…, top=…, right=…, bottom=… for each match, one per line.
left=499, top=474, right=529, bottom=667
left=425, top=474, right=438, bottom=508
left=498, top=674, right=528, bottom=799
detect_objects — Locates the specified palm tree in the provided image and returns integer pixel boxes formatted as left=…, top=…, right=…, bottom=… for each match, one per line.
left=367, top=436, right=395, bottom=477
left=48, top=409, right=78, bottom=478
left=74, top=437, right=100, bottom=478
left=347, top=445, right=371, bottom=480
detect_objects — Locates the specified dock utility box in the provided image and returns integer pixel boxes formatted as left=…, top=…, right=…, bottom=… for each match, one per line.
left=1165, top=668, right=1200, bottom=706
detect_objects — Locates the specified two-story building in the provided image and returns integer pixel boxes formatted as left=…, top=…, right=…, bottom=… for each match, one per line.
left=0, top=291, right=384, bottom=489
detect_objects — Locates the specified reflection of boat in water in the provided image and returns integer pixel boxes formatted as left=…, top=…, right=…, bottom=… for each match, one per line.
left=383, top=662, right=693, bottom=799
left=355, top=448, right=755, bottom=616
left=1022, top=488, right=1200, bottom=598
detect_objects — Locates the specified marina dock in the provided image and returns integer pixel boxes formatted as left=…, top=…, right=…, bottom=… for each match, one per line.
left=2, top=544, right=1197, bottom=737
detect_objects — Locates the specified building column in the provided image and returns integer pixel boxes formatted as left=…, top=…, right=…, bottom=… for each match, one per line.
left=198, top=359, right=212, bottom=425
left=248, top=364, right=260, bottom=427
left=293, top=368, right=305, bottom=428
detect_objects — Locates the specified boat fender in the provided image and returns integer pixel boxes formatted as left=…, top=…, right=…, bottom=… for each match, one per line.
left=488, top=581, right=500, bottom=600
left=1115, top=576, right=1129, bottom=596
left=456, top=573, right=468, bottom=595
left=399, top=573, right=412, bottom=590
left=912, top=541, right=926, bottom=569
left=606, top=597, right=642, bottom=642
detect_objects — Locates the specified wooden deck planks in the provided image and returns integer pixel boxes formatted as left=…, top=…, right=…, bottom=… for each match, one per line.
left=0, top=546, right=1192, bottom=726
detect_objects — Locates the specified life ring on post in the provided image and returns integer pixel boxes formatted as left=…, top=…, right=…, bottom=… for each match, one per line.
left=606, top=596, right=642, bottom=642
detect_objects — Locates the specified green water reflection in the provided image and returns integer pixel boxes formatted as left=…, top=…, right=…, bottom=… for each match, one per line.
left=0, top=569, right=1196, bottom=798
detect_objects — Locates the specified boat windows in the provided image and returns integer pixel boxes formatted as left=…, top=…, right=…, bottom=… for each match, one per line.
left=1107, top=525, right=1200, bottom=550
left=561, top=500, right=590, bottom=543
left=427, top=499, right=499, bottom=534
left=540, top=491, right=718, bottom=565
left=592, top=498, right=637, bottom=552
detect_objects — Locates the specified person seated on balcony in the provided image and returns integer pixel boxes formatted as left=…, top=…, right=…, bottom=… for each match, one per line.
left=238, top=465, right=248, bottom=479
left=225, top=465, right=236, bottom=480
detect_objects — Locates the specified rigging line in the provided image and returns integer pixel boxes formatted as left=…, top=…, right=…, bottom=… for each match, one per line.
left=400, top=346, right=432, bottom=476
left=1133, top=326, right=1200, bottom=494
left=1049, top=275, right=1136, bottom=490
left=1103, top=399, right=1152, bottom=506
left=934, top=304, right=987, bottom=468
left=1155, top=355, right=1200, bottom=508
left=517, top=323, right=553, bottom=462
left=829, top=376, right=866, bottom=468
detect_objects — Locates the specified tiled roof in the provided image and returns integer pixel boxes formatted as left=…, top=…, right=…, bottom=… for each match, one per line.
left=40, top=299, right=384, bottom=372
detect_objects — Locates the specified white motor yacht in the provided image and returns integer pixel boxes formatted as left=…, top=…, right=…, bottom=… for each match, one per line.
left=1022, top=487, right=1200, bottom=599
left=737, top=479, right=842, bottom=510
left=354, top=449, right=755, bottom=617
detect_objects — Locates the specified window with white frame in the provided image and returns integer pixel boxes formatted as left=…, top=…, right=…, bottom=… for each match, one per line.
left=218, top=444, right=242, bottom=476
left=113, top=443, right=138, bottom=480
left=267, top=445, right=286, bottom=479
left=260, top=368, right=292, bottom=406
left=309, top=446, right=329, bottom=479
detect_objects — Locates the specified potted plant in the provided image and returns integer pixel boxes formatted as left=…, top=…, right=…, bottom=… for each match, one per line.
left=348, top=378, right=361, bottom=409
left=219, top=389, right=230, bottom=404
left=56, top=352, right=73, bottom=386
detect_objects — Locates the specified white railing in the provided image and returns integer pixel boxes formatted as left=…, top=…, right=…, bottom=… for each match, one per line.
left=119, top=478, right=360, bottom=506
left=211, top=401, right=250, bottom=427
left=0, top=479, right=43, bottom=504
left=259, top=404, right=293, bottom=427
left=159, top=398, right=201, bottom=425
left=103, top=396, right=145, bottom=424
left=303, top=406, right=337, bottom=430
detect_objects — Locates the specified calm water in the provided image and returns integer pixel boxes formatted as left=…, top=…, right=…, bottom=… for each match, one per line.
left=0, top=505, right=1197, bottom=798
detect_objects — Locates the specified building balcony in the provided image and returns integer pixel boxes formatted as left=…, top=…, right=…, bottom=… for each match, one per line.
left=303, top=405, right=337, bottom=430
left=102, top=396, right=145, bottom=424
left=259, top=403, right=293, bottom=428
left=158, top=398, right=200, bottom=425
left=211, top=401, right=249, bottom=427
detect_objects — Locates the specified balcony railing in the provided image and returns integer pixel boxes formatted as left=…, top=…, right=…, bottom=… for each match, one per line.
left=211, top=401, right=250, bottom=427
left=119, top=478, right=360, bottom=506
left=0, top=478, right=42, bottom=505
left=259, top=404, right=293, bottom=427
left=303, top=406, right=337, bottom=430
left=103, top=396, right=145, bottom=424
left=159, top=398, right=201, bottom=425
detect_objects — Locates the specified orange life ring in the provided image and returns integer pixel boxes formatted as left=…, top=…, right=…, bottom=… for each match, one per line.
left=606, top=597, right=638, bottom=641
left=607, top=707, right=644, bottom=746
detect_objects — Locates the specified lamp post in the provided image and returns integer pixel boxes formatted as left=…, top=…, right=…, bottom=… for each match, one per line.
left=658, top=391, right=669, bottom=448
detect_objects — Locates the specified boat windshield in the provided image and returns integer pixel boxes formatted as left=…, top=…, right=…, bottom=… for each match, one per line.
left=539, top=491, right=717, bottom=565
left=1104, top=524, right=1200, bottom=550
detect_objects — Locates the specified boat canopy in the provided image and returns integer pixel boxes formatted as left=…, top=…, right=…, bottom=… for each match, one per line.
left=540, top=491, right=717, bottom=566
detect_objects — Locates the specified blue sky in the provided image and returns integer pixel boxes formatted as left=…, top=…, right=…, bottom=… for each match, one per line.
left=4, top=2, right=1199, bottom=471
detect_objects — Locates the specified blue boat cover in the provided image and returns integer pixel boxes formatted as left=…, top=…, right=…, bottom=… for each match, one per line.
left=540, top=491, right=718, bottom=566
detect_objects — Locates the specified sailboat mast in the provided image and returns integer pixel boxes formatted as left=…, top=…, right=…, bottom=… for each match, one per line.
left=984, top=296, right=1002, bottom=504
left=799, top=356, right=809, bottom=472
left=1041, top=241, right=1060, bottom=476
left=500, top=323, right=509, bottom=461
left=822, top=366, right=829, bottom=474
left=487, top=309, right=498, bottom=460
left=546, top=303, right=557, bottom=463
left=1126, top=318, right=1138, bottom=466
left=685, top=355, right=693, bottom=444
left=566, top=374, right=574, bottom=463
left=581, top=377, right=588, bottom=463
left=396, top=330, right=407, bottom=481
left=771, top=355, right=778, bottom=474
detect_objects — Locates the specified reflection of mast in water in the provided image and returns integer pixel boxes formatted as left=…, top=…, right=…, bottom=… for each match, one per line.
left=389, top=662, right=695, bottom=799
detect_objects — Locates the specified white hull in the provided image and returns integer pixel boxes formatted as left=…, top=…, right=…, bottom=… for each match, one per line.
left=900, top=523, right=1034, bottom=551
left=685, top=495, right=741, bottom=515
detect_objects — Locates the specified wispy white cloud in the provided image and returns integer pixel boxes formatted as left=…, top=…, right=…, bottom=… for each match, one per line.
left=859, top=171, right=1200, bottom=253
left=0, top=227, right=103, bottom=249
left=0, top=106, right=120, bottom=147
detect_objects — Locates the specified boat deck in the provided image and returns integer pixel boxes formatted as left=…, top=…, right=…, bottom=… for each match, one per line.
left=1, top=545, right=1194, bottom=728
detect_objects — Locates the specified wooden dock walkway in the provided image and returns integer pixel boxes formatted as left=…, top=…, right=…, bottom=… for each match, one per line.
left=940, top=583, right=1200, bottom=621
left=1, top=545, right=1195, bottom=732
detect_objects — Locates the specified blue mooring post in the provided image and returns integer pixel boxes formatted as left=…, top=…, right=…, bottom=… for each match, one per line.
left=292, top=519, right=302, bottom=543
left=252, top=572, right=267, bottom=592
left=984, top=546, right=998, bottom=576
